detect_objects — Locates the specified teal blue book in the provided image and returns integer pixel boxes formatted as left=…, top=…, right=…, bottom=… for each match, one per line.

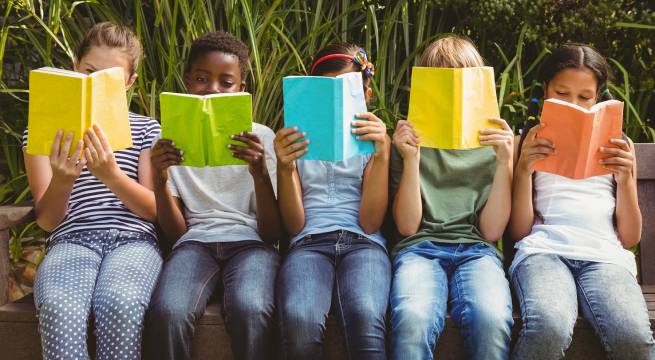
left=282, top=72, right=375, bottom=161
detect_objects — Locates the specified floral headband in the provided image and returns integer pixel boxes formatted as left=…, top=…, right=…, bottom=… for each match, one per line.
left=310, top=49, right=375, bottom=77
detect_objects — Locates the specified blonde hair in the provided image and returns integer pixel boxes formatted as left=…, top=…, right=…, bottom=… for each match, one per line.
left=75, top=22, right=142, bottom=74
left=418, top=35, right=484, bottom=68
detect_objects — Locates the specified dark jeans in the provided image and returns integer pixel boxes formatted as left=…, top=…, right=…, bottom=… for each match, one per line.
left=144, top=240, right=280, bottom=360
left=276, top=230, right=391, bottom=360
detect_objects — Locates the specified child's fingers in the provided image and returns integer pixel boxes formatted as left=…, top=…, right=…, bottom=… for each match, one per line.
left=355, top=112, right=382, bottom=123
left=50, top=130, right=64, bottom=160
left=231, top=135, right=264, bottom=151
left=352, top=126, right=384, bottom=135
left=599, top=157, right=632, bottom=167
left=59, top=131, right=74, bottom=160
left=275, top=127, right=300, bottom=141
left=529, top=138, right=555, bottom=148
left=479, top=134, right=512, bottom=142
left=282, top=148, right=308, bottom=162
left=489, top=118, right=512, bottom=131
left=280, top=131, right=307, bottom=147
left=86, top=128, right=104, bottom=154
left=84, top=148, right=95, bottom=165
left=525, top=146, right=556, bottom=156
left=600, top=146, right=633, bottom=159
left=92, top=125, right=111, bottom=151
left=352, top=120, right=382, bottom=128
left=282, top=140, right=309, bottom=155
left=356, top=133, right=386, bottom=142
left=70, top=140, right=84, bottom=162
left=76, top=154, right=87, bottom=169
left=525, top=123, right=544, bottom=142
left=236, top=131, right=262, bottom=144
left=479, top=128, right=513, bottom=136
left=609, top=138, right=631, bottom=152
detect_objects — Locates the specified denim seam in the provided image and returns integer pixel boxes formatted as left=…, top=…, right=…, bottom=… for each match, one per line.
left=575, top=274, right=613, bottom=355
left=333, top=246, right=352, bottom=359
left=191, top=267, right=221, bottom=317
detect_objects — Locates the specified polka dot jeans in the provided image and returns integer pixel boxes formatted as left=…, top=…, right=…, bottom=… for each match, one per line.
left=33, top=229, right=162, bottom=360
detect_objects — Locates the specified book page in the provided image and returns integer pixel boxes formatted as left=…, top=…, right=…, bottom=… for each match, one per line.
left=407, top=67, right=458, bottom=149
left=160, top=93, right=206, bottom=166
left=460, top=67, right=501, bottom=148
left=585, top=100, right=624, bottom=177
left=340, top=72, right=374, bottom=160
left=205, top=93, right=252, bottom=166
left=282, top=76, right=339, bottom=161
left=27, top=70, right=86, bottom=156
left=90, top=67, right=132, bottom=151
left=534, top=99, right=601, bottom=179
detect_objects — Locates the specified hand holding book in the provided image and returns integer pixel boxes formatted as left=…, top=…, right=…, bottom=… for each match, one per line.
left=273, top=127, right=310, bottom=172
left=83, top=124, right=122, bottom=184
left=599, top=138, right=635, bottom=185
left=48, top=130, right=86, bottom=183
left=228, top=131, right=269, bottom=178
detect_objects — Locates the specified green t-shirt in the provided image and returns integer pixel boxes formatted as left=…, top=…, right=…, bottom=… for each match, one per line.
left=389, top=145, right=499, bottom=256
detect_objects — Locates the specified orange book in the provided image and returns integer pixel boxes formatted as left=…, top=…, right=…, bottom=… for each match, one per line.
left=534, top=98, right=623, bottom=179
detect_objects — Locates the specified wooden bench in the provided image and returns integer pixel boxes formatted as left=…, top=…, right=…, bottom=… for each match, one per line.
left=1, top=143, right=654, bottom=359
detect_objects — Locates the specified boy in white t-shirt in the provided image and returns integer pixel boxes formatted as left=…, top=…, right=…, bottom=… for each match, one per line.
left=143, top=31, right=283, bottom=360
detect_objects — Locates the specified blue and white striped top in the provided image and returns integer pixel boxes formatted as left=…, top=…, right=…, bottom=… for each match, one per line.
left=22, top=112, right=160, bottom=242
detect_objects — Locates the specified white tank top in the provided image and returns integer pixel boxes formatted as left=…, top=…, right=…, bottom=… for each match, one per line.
left=510, top=171, right=637, bottom=276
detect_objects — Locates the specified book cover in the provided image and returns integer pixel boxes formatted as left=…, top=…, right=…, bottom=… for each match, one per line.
left=160, top=92, right=252, bottom=167
left=534, top=98, right=624, bottom=179
left=282, top=71, right=375, bottom=161
left=27, top=67, right=132, bottom=155
left=407, top=66, right=501, bottom=149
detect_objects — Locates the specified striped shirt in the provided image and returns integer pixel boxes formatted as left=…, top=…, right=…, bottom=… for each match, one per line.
left=23, top=112, right=160, bottom=242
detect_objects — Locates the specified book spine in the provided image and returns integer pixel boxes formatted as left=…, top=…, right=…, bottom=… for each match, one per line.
left=455, top=68, right=463, bottom=147
left=83, top=76, right=92, bottom=142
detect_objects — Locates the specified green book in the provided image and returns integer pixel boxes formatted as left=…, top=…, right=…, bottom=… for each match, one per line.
left=160, top=92, right=252, bottom=167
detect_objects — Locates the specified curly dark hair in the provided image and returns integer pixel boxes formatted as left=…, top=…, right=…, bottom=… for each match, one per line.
left=185, top=31, right=250, bottom=79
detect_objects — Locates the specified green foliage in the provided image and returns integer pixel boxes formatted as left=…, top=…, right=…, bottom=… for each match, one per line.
left=0, top=0, right=654, bottom=211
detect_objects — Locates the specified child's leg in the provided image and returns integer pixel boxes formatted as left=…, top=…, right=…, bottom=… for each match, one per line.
left=34, top=240, right=102, bottom=360
left=143, top=242, right=219, bottom=360
left=576, top=261, right=655, bottom=360
left=276, top=235, right=336, bottom=359
left=448, top=243, right=513, bottom=360
left=91, top=233, right=162, bottom=360
left=221, top=241, right=280, bottom=360
left=511, top=253, right=578, bottom=360
left=332, top=234, right=390, bottom=360
left=390, top=241, right=448, bottom=360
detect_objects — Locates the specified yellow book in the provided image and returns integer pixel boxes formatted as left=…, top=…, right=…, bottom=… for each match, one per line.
left=407, top=66, right=500, bottom=149
left=27, top=67, right=132, bottom=155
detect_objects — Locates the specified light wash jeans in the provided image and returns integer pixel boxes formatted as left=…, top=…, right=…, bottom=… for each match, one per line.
left=511, top=253, right=655, bottom=360
left=390, top=240, right=513, bottom=360
left=34, top=229, right=162, bottom=360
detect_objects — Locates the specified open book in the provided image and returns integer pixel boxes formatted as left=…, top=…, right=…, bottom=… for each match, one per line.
left=27, top=67, right=132, bottom=155
left=407, top=66, right=501, bottom=149
left=282, top=72, right=375, bottom=161
left=160, top=92, right=252, bottom=167
left=535, top=98, right=624, bottom=179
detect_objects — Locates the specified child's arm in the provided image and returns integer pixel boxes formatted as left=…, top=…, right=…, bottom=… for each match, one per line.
left=600, top=138, right=641, bottom=248
left=478, top=118, right=514, bottom=242
left=391, top=120, right=422, bottom=236
left=83, top=125, right=156, bottom=221
left=508, top=124, right=555, bottom=241
left=25, top=131, right=86, bottom=231
left=229, top=131, right=284, bottom=244
left=151, top=139, right=187, bottom=246
left=274, top=127, right=309, bottom=236
left=352, top=113, right=390, bottom=234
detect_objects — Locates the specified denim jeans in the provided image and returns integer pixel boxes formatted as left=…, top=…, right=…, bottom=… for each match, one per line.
left=276, top=230, right=391, bottom=359
left=144, top=240, right=280, bottom=360
left=390, top=240, right=513, bottom=360
left=34, top=229, right=162, bottom=360
left=511, top=253, right=655, bottom=360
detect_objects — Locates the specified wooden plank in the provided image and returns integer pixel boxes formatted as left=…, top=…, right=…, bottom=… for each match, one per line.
left=0, top=204, right=33, bottom=231
left=636, top=143, right=655, bottom=180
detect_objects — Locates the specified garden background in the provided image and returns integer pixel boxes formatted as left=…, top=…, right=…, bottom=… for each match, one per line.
left=1, top=0, right=654, bottom=300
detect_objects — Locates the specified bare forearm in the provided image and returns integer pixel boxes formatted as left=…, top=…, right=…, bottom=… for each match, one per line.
left=153, top=184, right=187, bottom=245
left=253, top=174, right=285, bottom=244
left=393, top=158, right=422, bottom=236
left=479, top=160, right=512, bottom=242
left=359, top=155, right=389, bottom=234
left=34, top=176, right=75, bottom=231
left=104, top=172, right=157, bottom=221
left=277, top=168, right=305, bottom=236
left=509, top=170, right=535, bottom=241
left=616, top=180, right=641, bottom=248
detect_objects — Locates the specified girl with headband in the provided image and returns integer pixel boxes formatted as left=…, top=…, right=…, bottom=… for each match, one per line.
left=274, top=43, right=391, bottom=359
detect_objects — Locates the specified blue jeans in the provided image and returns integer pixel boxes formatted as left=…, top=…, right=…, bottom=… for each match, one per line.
left=390, top=240, right=513, bottom=360
left=277, top=230, right=391, bottom=359
left=144, top=240, right=280, bottom=360
left=34, top=230, right=162, bottom=360
left=511, top=253, right=655, bottom=360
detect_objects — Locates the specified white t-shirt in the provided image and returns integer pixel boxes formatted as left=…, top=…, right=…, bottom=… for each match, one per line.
left=510, top=172, right=637, bottom=276
left=165, top=122, right=277, bottom=247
